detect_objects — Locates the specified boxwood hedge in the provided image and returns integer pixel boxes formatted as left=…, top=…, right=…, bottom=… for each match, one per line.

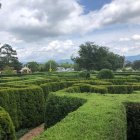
left=0, top=86, right=45, bottom=130
left=0, top=107, right=16, bottom=140
left=44, top=94, right=86, bottom=128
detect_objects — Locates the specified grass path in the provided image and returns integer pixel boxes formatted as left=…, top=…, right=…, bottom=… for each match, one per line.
left=19, top=124, right=44, bottom=140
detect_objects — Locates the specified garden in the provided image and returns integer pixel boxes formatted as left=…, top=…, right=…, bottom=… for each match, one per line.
left=0, top=70, right=140, bottom=140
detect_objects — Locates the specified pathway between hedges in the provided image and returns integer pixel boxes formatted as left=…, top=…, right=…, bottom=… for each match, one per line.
left=19, top=124, right=44, bottom=140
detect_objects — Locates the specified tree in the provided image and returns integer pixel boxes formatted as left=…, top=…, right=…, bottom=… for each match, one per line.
left=0, top=44, right=22, bottom=70
left=132, top=60, right=140, bottom=70
left=45, top=60, right=58, bottom=72
left=125, top=60, right=132, bottom=67
left=38, top=64, right=46, bottom=72
left=27, top=61, right=39, bottom=72
left=72, top=42, right=124, bottom=71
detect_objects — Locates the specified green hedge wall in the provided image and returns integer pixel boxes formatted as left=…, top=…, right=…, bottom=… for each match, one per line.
left=45, top=94, right=86, bottom=128
left=0, top=107, right=16, bottom=140
left=0, top=86, right=45, bottom=130
left=65, top=83, right=108, bottom=94
left=107, top=85, right=133, bottom=94
left=105, top=79, right=138, bottom=85
left=40, top=81, right=75, bottom=98
left=126, top=102, right=140, bottom=140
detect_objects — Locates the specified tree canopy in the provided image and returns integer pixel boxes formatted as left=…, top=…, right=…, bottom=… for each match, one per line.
left=0, top=44, right=22, bottom=70
left=45, top=60, right=58, bottom=71
left=27, top=61, right=39, bottom=72
left=72, top=42, right=124, bottom=71
left=132, top=60, right=140, bottom=70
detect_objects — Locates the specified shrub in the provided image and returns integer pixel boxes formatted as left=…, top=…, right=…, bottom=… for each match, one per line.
left=2, top=66, right=16, bottom=75
left=79, top=71, right=90, bottom=79
left=0, top=86, right=45, bottom=130
left=106, top=79, right=138, bottom=85
left=44, top=94, right=86, bottom=128
left=97, top=69, right=114, bottom=79
left=84, top=80, right=112, bottom=85
left=40, top=81, right=75, bottom=98
left=107, top=85, right=133, bottom=94
left=126, top=102, right=140, bottom=140
left=65, top=83, right=108, bottom=94
left=0, top=107, right=16, bottom=140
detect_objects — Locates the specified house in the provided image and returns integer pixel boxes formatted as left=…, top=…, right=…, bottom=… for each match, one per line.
left=57, top=67, right=74, bottom=72
left=20, top=66, right=32, bottom=74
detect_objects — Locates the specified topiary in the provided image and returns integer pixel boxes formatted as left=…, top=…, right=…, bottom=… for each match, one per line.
left=97, top=69, right=114, bottom=79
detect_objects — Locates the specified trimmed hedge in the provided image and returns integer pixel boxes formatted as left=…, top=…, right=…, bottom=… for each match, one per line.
left=106, top=79, right=138, bottom=85
left=126, top=102, right=140, bottom=140
left=65, top=83, right=108, bottom=94
left=81, top=80, right=112, bottom=85
left=40, top=81, right=75, bottom=98
left=97, top=69, right=114, bottom=79
left=107, top=85, right=133, bottom=94
left=0, top=107, right=16, bottom=140
left=0, top=86, right=45, bottom=130
left=45, top=94, right=86, bottom=128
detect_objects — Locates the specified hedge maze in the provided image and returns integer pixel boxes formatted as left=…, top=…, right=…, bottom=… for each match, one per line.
left=0, top=72, right=140, bottom=140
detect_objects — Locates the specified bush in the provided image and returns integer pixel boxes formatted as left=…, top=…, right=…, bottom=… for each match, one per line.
left=40, top=81, right=75, bottom=98
left=0, top=107, right=16, bottom=140
left=126, top=102, right=140, bottom=140
left=65, top=83, right=108, bottom=94
left=45, top=94, right=86, bottom=128
left=106, top=79, right=138, bottom=85
left=97, top=69, right=114, bottom=79
left=79, top=71, right=90, bottom=79
left=107, top=85, right=133, bottom=94
left=84, top=80, right=112, bottom=85
left=0, top=86, right=45, bottom=130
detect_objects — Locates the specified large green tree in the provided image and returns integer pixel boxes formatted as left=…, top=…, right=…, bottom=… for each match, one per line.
left=0, top=44, right=22, bottom=70
left=27, top=61, right=39, bottom=72
left=132, top=60, right=140, bottom=70
left=45, top=60, right=58, bottom=71
left=72, top=42, right=124, bottom=71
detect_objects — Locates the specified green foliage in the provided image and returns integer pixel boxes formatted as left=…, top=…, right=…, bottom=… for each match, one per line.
left=36, top=94, right=138, bottom=140
left=65, top=83, right=107, bottom=94
left=106, top=78, right=138, bottom=85
left=0, top=86, right=45, bottom=130
left=0, top=107, right=16, bottom=140
left=126, top=103, right=140, bottom=140
left=45, top=60, right=58, bottom=71
left=26, top=61, right=39, bottom=72
left=44, top=94, right=86, bottom=128
left=79, top=71, right=90, bottom=79
left=132, top=60, right=140, bottom=70
left=72, top=42, right=124, bottom=71
left=107, top=85, right=133, bottom=94
left=2, top=66, right=15, bottom=75
left=0, top=44, right=22, bottom=70
left=40, top=81, right=75, bottom=98
left=38, top=64, right=46, bottom=72
left=97, top=69, right=114, bottom=79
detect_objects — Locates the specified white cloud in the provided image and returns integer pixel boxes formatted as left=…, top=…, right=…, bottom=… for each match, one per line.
left=119, top=37, right=130, bottom=42
left=0, top=0, right=140, bottom=42
left=0, top=0, right=140, bottom=61
left=17, top=40, right=77, bottom=62
left=119, top=34, right=140, bottom=42
left=132, top=34, right=140, bottom=41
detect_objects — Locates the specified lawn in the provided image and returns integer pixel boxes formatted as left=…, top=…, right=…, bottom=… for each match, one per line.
left=35, top=92, right=140, bottom=140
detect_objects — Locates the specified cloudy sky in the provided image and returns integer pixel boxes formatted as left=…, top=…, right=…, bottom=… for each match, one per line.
left=0, top=0, right=140, bottom=62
